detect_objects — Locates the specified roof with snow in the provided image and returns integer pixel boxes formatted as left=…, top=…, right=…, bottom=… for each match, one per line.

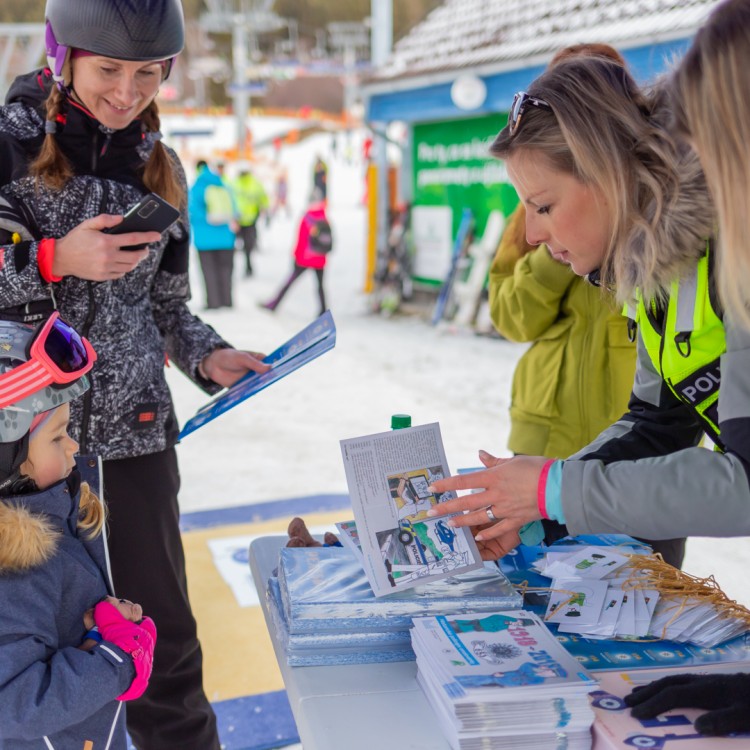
left=369, top=0, right=720, bottom=86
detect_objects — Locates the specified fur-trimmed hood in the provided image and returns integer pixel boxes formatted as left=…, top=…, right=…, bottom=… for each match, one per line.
left=617, top=142, right=715, bottom=304
left=611, top=79, right=716, bottom=303
left=0, top=501, right=59, bottom=572
left=0, top=471, right=81, bottom=574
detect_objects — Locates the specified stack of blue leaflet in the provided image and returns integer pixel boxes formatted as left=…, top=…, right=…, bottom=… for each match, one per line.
left=268, top=546, right=522, bottom=666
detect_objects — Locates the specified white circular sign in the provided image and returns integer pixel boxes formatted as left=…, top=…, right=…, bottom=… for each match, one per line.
left=450, top=74, right=487, bottom=110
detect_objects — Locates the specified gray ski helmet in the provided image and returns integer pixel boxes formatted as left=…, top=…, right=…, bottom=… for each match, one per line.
left=45, top=0, right=185, bottom=86
left=0, top=319, right=90, bottom=444
left=0, top=319, right=90, bottom=494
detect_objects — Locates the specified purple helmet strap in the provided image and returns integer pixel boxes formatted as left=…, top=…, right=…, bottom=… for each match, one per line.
left=45, top=21, right=70, bottom=84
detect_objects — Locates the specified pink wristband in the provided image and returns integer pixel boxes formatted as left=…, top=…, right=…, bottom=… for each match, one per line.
left=537, top=459, right=555, bottom=520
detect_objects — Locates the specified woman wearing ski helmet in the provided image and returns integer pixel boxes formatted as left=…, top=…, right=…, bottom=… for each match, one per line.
left=0, top=2, right=270, bottom=748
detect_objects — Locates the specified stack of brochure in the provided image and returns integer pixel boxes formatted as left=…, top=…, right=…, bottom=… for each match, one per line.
left=267, top=574, right=414, bottom=666
left=268, top=546, right=522, bottom=666
left=412, top=610, right=597, bottom=750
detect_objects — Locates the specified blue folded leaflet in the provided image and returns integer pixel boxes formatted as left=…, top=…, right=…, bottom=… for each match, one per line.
left=179, top=311, right=336, bottom=439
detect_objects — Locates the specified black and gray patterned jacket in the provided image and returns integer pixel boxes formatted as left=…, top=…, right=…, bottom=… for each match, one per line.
left=0, top=69, right=227, bottom=459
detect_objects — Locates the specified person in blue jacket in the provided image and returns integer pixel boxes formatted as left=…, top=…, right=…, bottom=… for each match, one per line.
left=0, top=316, right=155, bottom=749
left=189, top=160, right=238, bottom=309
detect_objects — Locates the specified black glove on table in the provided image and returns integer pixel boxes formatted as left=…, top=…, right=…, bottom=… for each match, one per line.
left=624, top=672, right=750, bottom=736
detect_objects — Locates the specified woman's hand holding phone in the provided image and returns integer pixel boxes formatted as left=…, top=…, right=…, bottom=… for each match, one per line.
left=53, top=214, right=155, bottom=281
left=53, top=195, right=179, bottom=281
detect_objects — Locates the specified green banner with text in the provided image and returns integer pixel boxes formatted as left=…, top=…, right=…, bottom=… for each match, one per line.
left=412, top=114, right=520, bottom=240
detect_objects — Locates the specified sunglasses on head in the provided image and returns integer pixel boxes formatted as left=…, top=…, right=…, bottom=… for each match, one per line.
left=508, top=91, right=554, bottom=136
left=0, top=312, right=97, bottom=410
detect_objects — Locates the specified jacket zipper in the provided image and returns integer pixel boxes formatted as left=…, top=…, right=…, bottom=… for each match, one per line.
left=79, top=179, right=110, bottom=453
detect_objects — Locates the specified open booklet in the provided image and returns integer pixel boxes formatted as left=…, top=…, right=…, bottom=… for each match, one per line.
left=179, top=311, right=336, bottom=439
left=339, top=422, right=483, bottom=597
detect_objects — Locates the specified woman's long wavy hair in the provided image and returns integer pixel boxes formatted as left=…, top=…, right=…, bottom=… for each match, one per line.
left=672, top=0, right=750, bottom=328
left=490, top=56, right=711, bottom=304
left=28, top=84, right=185, bottom=209
left=499, top=44, right=627, bottom=265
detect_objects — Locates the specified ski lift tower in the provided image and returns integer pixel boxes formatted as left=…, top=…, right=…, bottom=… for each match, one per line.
left=0, top=24, right=46, bottom=96
left=200, top=0, right=286, bottom=155
left=327, top=21, right=370, bottom=120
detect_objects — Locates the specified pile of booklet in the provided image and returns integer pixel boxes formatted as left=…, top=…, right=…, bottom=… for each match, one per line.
left=535, top=546, right=749, bottom=647
left=267, top=545, right=522, bottom=666
left=412, top=609, right=597, bottom=750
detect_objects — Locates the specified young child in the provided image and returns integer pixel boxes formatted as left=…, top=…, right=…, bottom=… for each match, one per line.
left=261, top=188, right=331, bottom=317
left=0, top=315, right=155, bottom=749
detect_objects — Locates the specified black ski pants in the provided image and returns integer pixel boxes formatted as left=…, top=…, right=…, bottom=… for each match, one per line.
left=269, top=262, right=327, bottom=315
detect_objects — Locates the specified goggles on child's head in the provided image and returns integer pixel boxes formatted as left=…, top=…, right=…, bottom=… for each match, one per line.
left=0, top=312, right=96, bottom=410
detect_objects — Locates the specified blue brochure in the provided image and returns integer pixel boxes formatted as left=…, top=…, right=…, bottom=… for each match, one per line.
left=178, top=311, right=336, bottom=439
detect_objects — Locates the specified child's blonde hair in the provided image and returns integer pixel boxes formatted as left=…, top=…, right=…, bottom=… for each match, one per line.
left=77, top=481, right=106, bottom=540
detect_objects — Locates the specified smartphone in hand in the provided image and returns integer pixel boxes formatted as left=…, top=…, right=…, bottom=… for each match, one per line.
left=103, top=193, right=180, bottom=251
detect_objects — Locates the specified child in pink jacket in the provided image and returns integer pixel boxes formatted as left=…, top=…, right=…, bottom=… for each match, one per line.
left=262, top=189, right=331, bottom=316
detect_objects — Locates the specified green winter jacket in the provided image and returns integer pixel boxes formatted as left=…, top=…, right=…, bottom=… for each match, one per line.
left=490, top=242, right=636, bottom=459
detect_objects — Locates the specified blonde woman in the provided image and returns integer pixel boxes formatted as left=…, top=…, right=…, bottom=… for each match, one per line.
left=489, top=43, right=638, bottom=549
left=625, top=0, right=750, bottom=731
left=428, top=55, right=750, bottom=569
left=671, top=0, right=750, bottom=329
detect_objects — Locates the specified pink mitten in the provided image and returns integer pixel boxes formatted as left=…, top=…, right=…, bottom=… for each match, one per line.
left=94, top=600, right=157, bottom=701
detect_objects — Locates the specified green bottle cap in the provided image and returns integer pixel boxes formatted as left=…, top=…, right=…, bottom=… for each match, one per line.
left=391, top=414, right=412, bottom=430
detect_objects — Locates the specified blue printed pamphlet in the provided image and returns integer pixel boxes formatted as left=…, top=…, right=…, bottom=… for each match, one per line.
left=178, top=311, right=336, bottom=439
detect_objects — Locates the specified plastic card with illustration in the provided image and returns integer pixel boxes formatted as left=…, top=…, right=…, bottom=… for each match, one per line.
left=592, top=664, right=750, bottom=750
left=546, top=578, right=609, bottom=627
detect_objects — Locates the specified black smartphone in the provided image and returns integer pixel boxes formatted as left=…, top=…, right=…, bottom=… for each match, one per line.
left=103, top=193, right=180, bottom=251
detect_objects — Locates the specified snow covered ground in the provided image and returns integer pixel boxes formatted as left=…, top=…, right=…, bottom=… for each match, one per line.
left=163, top=115, right=750, bottom=609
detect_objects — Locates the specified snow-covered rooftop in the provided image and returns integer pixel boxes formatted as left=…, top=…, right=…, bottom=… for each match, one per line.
left=370, top=0, right=721, bottom=83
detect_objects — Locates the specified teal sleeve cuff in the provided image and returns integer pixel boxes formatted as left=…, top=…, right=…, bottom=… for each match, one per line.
left=545, top=460, right=565, bottom=523
left=519, top=520, right=545, bottom=546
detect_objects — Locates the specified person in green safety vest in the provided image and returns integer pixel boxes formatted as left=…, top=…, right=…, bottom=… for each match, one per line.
left=232, top=166, right=269, bottom=277
left=426, top=55, right=750, bottom=576
left=625, top=0, right=750, bottom=734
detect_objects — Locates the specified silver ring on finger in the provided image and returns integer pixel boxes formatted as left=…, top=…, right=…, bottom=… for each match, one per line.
left=485, top=505, right=499, bottom=523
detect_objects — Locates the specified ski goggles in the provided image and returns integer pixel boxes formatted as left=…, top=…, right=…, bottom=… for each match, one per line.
left=0, top=312, right=97, bottom=410
left=508, top=91, right=554, bottom=136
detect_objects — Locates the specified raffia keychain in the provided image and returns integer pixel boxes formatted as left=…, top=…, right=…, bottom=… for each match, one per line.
left=621, top=553, right=750, bottom=636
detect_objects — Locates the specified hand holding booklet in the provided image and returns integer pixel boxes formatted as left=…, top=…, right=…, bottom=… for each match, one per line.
left=339, top=422, right=483, bottom=597
left=179, top=311, right=335, bottom=439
